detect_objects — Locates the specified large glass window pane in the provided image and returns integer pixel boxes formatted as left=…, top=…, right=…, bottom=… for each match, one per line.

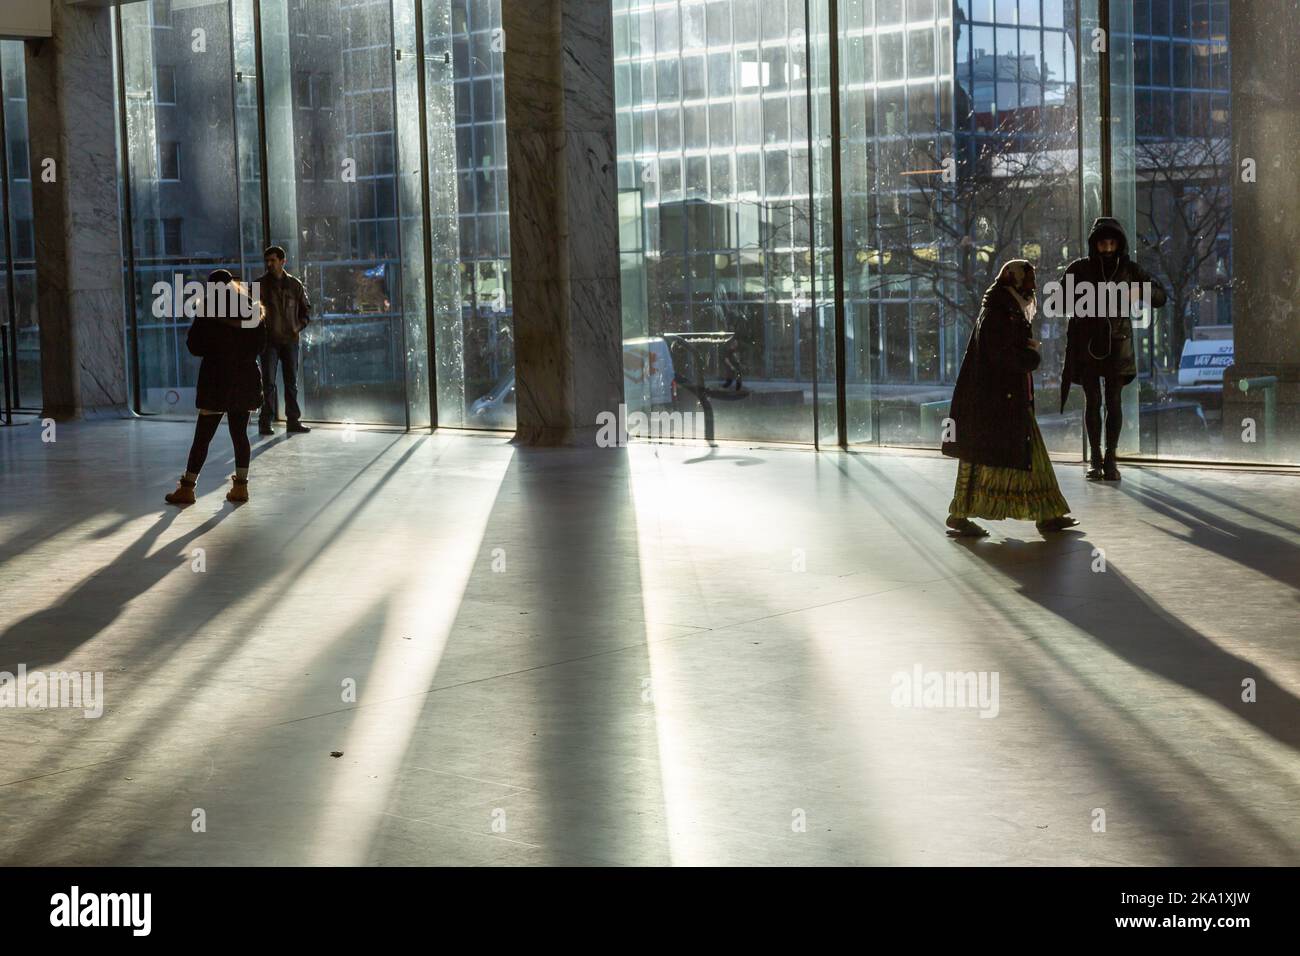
left=838, top=0, right=1084, bottom=449
left=119, top=0, right=247, bottom=417
left=614, top=0, right=821, bottom=443
left=1, top=41, right=39, bottom=409
left=260, top=0, right=406, bottom=425
left=392, top=0, right=431, bottom=429
left=425, top=0, right=513, bottom=430
left=1111, top=0, right=1300, bottom=464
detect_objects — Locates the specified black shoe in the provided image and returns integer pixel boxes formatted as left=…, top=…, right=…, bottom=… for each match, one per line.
left=945, top=515, right=989, bottom=538
left=1081, top=455, right=1102, bottom=486
left=1103, top=450, right=1121, bottom=482
left=258, top=421, right=275, bottom=436
left=1037, top=515, right=1080, bottom=533
left=287, top=421, right=312, bottom=434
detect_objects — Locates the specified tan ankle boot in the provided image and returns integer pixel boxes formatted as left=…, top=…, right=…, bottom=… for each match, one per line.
left=226, top=476, right=249, bottom=503
left=165, top=476, right=197, bottom=506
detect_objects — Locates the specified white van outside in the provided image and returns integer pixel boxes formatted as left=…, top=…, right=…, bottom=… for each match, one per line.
left=1177, top=337, right=1234, bottom=387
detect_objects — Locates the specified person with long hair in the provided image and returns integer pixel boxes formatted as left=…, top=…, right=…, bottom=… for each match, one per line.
left=941, top=259, right=1078, bottom=538
left=164, top=270, right=268, bottom=506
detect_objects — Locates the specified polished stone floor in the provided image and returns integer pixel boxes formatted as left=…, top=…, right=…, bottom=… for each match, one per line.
left=0, top=417, right=1297, bottom=866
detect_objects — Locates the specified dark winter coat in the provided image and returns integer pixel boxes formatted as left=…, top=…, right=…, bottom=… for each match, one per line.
left=258, top=271, right=312, bottom=346
left=941, top=282, right=1042, bottom=472
left=187, top=314, right=268, bottom=413
left=1059, top=217, right=1167, bottom=410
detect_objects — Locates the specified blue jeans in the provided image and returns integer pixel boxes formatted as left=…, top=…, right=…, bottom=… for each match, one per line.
left=260, top=341, right=302, bottom=426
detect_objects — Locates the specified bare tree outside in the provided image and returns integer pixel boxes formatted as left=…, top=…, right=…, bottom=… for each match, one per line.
left=1133, top=129, right=1233, bottom=365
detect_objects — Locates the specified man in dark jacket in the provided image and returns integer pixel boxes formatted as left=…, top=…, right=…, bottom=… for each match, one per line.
left=257, top=245, right=312, bottom=435
left=1058, top=217, right=1167, bottom=481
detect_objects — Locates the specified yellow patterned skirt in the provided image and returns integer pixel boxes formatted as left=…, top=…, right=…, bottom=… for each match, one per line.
left=948, top=420, right=1072, bottom=522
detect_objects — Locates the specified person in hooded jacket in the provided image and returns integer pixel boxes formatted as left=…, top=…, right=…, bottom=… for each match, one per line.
left=164, top=270, right=268, bottom=506
left=941, top=259, right=1078, bottom=538
left=1058, top=217, right=1167, bottom=481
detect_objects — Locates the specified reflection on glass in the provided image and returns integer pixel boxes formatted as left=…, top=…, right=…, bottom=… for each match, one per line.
left=393, top=0, right=431, bottom=429
left=119, top=0, right=246, bottom=416
left=838, top=0, right=1083, bottom=451
left=428, top=0, right=514, bottom=431
left=102, top=0, right=1288, bottom=466
left=115, top=0, right=513, bottom=431
left=261, top=0, right=406, bottom=426
left=1115, top=0, right=1255, bottom=463
left=614, top=0, right=820, bottom=444
left=1, top=41, right=39, bottom=408
left=231, top=1, right=262, bottom=270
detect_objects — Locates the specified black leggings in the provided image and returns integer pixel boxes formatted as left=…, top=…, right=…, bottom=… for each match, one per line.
left=1081, top=375, right=1124, bottom=458
left=186, top=411, right=251, bottom=475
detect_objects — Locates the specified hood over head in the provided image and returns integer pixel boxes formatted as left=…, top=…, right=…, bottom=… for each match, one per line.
left=1088, top=217, right=1128, bottom=259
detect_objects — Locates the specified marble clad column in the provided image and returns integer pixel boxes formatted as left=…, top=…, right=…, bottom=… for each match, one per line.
left=1222, top=0, right=1300, bottom=461
left=501, top=0, right=622, bottom=446
left=25, top=0, right=127, bottom=418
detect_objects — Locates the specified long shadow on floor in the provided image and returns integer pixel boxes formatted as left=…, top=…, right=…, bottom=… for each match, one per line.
left=0, top=489, right=165, bottom=570
left=1147, top=470, right=1300, bottom=538
left=369, top=446, right=673, bottom=865
left=683, top=446, right=765, bottom=467
left=840, top=453, right=1299, bottom=861
left=250, top=433, right=293, bottom=462
left=0, top=508, right=230, bottom=670
left=0, top=437, right=424, bottom=863
left=1, top=419, right=203, bottom=568
left=965, top=535, right=1300, bottom=754
left=1121, top=482, right=1300, bottom=594
left=93, top=589, right=401, bottom=866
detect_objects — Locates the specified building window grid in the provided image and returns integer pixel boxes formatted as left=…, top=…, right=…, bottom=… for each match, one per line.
left=615, top=2, right=1085, bottom=385
left=1130, top=26, right=1229, bottom=141
left=617, top=0, right=831, bottom=374
left=155, top=65, right=177, bottom=105
left=614, top=4, right=960, bottom=382
left=339, top=27, right=396, bottom=258
left=109, top=0, right=1227, bottom=426
left=451, top=13, right=510, bottom=285
left=839, top=11, right=952, bottom=382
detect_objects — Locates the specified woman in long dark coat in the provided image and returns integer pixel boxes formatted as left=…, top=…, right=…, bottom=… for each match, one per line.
left=165, top=270, right=268, bottom=506
left=941, top=260, right=1077, bottom=538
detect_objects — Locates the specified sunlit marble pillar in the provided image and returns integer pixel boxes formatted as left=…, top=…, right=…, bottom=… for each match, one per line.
left=1222, top=0, right=1300, bottom=461
left=501, top=0, right=622, bottom=446
left=25, top=0, right=127, bottom=418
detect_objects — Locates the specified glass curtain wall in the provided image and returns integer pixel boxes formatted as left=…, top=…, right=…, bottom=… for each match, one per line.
left=1, top=41, right=38, bottom=412
left=115, top=0, right=513, bottom=429
left=118, top=0, right=251, bottom=416
left=620, top=0, right=1294, bottom=463
left=613, top=0, right=1084, bottom=450
left=432, top=0, right=514, bottom=430
left=834, top=0, right=1084, bottom=451
left=1111, top=1, right=1250, bottom=462
left=1100, top=0, right=1300, bottom=465
left=109, top=0, right=1300, bottom=463
left=260, top=0, right=411, bottom=425
left=613, top=0, right=824, bottom=444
